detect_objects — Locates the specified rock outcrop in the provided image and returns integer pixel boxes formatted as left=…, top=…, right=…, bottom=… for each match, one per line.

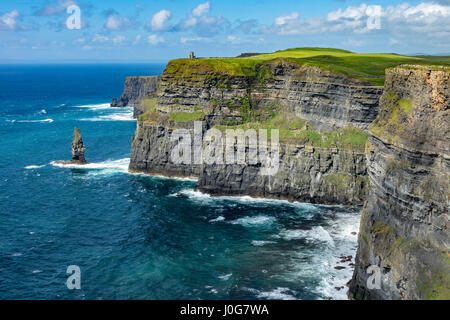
left=71, top=128, right=86, bottom=163
left=111, top=75, right=160, bottom=117
left=55, top=128, right=87, bottom=165
left=349, top=66, right=450, bottom=299
left=129, top=59, right=382, bottom=205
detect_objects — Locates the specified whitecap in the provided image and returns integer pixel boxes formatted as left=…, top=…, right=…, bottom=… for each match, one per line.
left=25, top=165, right=45, bottom=169
left=51, top=158, right=130, bottom=177
left=218, top=273, right=232, bottom=281
left=12, top=253, right=23, bottom=257
left=72, top=103, right=111, bottom=110
left=251, top=240, right=276, bottom=246
left=38, top=109, right=47, bottom=114
left=229, top=215, right=276, bottom=227
left=209, top=216, right=225, bottom=223
left=32, top=270, right=42, bottom=274
left=278, top=226, right=335, bottom=246
left=17, top=119, right=53, bottom=123
left=248, top=287, right=296, bottom=300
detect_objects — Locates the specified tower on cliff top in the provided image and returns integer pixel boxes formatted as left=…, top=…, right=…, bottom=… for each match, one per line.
left=188, top=51, right=196, bottom=59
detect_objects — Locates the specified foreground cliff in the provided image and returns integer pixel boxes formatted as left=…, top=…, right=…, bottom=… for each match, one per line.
left=111, top=75, right=160, bottom=117
left=129, top=55, right=383, bottom=205
left=349, top=66, right=450, bottom=299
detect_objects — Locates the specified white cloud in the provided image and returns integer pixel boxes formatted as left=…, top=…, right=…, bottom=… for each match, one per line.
left=75, top=37, right=85, bottom=44
left=180, top=36, right=210, bottom=44
left=113, top=35, right=126, bottom=44
left=148, top=34, right=164, bottom=45
left=151, top=9, right=171, bottom=31
left=0, top=9, right=20, bottom=31
left=105, top=14, right=131, bottom=31
left=193, top=2, right=210, bottom=17
left=35, top=0, right=76, bottom=16
left=132, top=34, right=142, bottom=45
left=92, top=34, right=109, bottom=43
left=275, top=12, right=299, bottom=26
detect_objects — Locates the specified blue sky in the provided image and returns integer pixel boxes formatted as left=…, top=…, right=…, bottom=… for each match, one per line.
left=0, top=0, right=449, bottom=63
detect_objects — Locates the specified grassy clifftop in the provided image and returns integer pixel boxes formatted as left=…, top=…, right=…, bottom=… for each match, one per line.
left=165, top=47, right=450, bottom=86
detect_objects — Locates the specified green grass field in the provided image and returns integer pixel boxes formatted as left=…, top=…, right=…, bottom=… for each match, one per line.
left=165, top=47, right=450, bottom=86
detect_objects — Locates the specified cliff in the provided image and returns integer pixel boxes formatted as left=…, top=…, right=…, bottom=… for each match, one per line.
left=111, top=75, right=160, bottom=117
left=349, top=66, right=450, bottom=299
left=129, top=54, right=382, bottom=205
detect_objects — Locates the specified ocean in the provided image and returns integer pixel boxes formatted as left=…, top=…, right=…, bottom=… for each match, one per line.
left=0, top=64, right=360, bottom=300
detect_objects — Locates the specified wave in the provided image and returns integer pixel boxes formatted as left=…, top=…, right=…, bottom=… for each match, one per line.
left=218, top=273, right=232, bottom=281
left=25, top=165, right=45, bottom=169
left=72, top=103, right=111, bottom=110
left=171, top=188, right=320, bottom=209
left=229, top=215, right=276, bottom=227
left=209, top=216, right=225, bottom=223
left=277, top=226, right=335, bottom=246
left=246, top=287, right=296, bottom=300
left=81, top=112, right=135, bottom=122
left=15, top=119, right=54, bottom=123
left=50, top=158, right=130, bottom=177
left=251, top=240, right=276, bottom=246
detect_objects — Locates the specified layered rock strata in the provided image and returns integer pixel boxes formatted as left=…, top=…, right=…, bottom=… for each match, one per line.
left=349, top=66, right=450, bottom=300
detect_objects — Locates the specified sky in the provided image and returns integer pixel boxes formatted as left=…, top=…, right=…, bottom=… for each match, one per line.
left=0, top=0, right=449, bottom=63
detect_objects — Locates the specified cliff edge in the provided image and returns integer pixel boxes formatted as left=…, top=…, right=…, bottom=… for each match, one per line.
left=349, top=66, right=450, bottom=300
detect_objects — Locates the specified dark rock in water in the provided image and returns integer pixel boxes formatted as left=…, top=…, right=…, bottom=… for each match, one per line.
left=335, top=266, right=346, bottom=270
left=55, top=128, right=87, bottom=165
left=71, top=128, right=86, bottom=163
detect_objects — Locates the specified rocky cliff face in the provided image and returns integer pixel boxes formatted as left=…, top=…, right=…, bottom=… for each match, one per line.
left=158, top=60, right=382, bottom=131
left=129, top=59, right=381, bottom=205
left=111, top=76, right=160, bottom=117
left=349, top=66, right=450, bottom=300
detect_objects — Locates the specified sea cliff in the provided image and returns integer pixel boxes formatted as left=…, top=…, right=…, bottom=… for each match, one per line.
left=129, top=54, right=383, bottom=205
left=349, top=66, right=450, bottom=300
left=111, top=75, right=160, bottom=117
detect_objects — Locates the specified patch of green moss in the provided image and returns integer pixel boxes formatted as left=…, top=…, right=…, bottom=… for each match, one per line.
left=215, top=113, right=368, bottom=150
left=169, top=111, right=205, bottom=123
left=371, top=221, right=396, bottom=236
left=140, top=98, right=157, bottom=113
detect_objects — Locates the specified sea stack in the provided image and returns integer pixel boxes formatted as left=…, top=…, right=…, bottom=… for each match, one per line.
left=71, top=128, right=86, bottom=164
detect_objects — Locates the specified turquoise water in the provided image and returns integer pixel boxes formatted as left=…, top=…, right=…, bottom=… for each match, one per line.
left=0, top=64, right=360, bottom=300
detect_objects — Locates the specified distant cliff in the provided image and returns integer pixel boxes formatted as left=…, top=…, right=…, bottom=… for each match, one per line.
left=129, top=58, right=383, bottom=205
left=349, top=66, right=450, bottom=299
left=111, top=76, right=160, bottom=117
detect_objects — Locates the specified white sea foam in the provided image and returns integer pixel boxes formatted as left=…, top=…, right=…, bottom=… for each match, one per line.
left=72, top=103, right=111, bottom=110
left=209, top=216, right=225, bottom=223
left=173, top=188, right=320, bottom=210
left=25, top=165, right=45, bottom=169
left=38, top=109, right=47, bottom=114
left=16, top=119, right=54, bottom=123
left=51, top=158, right=130, bottom=178
left=251, top=240, right=276, bottom=246
left=229, top=215, right=276, bottom=227
left=247, top=287, right=296, bottom=300
left=278, top=226, right=335, bottom=246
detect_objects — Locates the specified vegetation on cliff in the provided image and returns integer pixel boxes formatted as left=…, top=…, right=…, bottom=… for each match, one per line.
left=164, top=47, right=450, bottom=86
